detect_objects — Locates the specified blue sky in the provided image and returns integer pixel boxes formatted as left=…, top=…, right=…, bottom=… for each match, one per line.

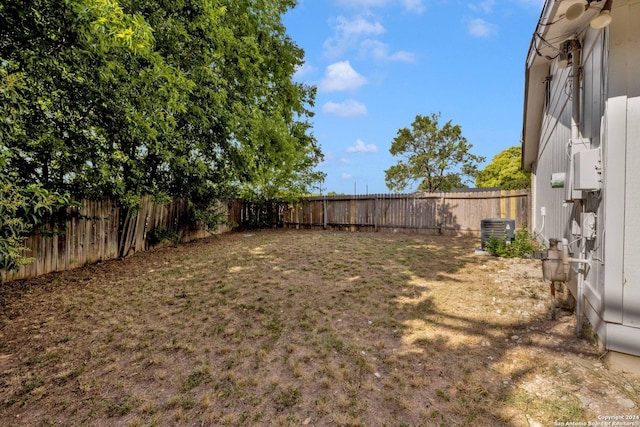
left=282, top=0, right=544, bottom=194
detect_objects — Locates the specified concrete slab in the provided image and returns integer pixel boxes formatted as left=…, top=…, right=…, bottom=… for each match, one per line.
left=605, top=351, right=640, bottom=377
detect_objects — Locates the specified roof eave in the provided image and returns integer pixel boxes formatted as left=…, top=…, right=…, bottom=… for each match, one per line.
left=521, top=0, right=605, bottom=171
left=522, top=0, right=559, bottom=172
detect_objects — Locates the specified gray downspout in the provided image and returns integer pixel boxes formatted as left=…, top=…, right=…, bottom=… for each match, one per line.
left=570, top=41, right=587, bottom=335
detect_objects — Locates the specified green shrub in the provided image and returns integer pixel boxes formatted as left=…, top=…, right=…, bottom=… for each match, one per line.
left=1, top=164, right=72, bottom=278
left=189, top=200, right=229, bottom=231
left=146, top=228, right=179, bottom=246
left=485, top=227, right=541, bottom=258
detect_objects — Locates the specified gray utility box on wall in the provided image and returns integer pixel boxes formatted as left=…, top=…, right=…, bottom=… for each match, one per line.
left=481, top=218, right=516, bottom=249
left=573, top=148, right=602, bottom=191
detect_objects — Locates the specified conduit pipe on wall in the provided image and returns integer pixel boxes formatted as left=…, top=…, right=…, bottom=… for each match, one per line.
left=570, top=40, right=582, bottom=142
left=569, top=40, right=588, bottom=336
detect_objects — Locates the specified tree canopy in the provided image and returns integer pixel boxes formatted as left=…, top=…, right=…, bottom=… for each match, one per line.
left=476, top=146, right=530, bottom=190
left=0, top=0, right=323, bottom=208
left=384, top=113, right=485, bottom=192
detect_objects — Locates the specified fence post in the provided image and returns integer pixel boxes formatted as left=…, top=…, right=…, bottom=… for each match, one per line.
left=323, top=197, right=327, bottom=230
left=350, top=196, right=356, bottom=232
left=373, top=196, right=378, bottom=232
left=439, top=195, right=445, bottom=234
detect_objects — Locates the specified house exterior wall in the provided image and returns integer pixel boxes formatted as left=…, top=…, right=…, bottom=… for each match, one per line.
left=528, top=0, right=640, bottom=356
left=601, top=0, right=640, bottom=354
left=531, top=62, right=572, bottom=245
left=612, top=0, right=640, bottom=331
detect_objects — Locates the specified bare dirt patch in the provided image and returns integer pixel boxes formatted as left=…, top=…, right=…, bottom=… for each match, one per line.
left=1, top=230, right=638, bottom=426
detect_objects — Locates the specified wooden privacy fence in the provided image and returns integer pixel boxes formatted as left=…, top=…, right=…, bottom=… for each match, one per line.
left=1, top=196, right=219, bottom=282
left=278, top=190, right=529, bottom=235
left=3, top=190, right=528, bottom=282
left=2, top=199, right=121, bottom=282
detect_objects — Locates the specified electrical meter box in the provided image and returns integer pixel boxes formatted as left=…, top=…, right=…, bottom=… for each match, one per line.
left=573, top=149, right=602, bottom=191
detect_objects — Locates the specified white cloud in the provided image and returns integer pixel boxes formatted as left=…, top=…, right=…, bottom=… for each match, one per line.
left=324, top=9, right=419, bottom=59
left=400, top=0, right=426, bottom=14
left=324, top=15, right=385, bottom=59
left=390, top=51, right=417, bottom=62
left=468, top=0, right=495, bottom=14
left=347, top=139, right=378, bottom=153
left=339, top=15, right=385, bottom=37
left=359, top=39, right=416, bottom=62
left=323, top=99, right=368, bottom=117
left=319, top=61, right=367, bottom=92
left=468, top=18, right=497, bottom=38
left=341, top=172, right=353, bottom=179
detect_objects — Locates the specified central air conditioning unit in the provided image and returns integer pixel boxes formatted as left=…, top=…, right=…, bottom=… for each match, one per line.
left=481, top=218, right=516, bottom=249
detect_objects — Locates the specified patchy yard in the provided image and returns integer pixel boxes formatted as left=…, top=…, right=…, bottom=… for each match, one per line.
left=1, top=230, right=638, bottom=426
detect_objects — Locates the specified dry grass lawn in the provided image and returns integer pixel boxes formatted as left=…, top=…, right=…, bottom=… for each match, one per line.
left=1, top=229, right=638, bottom=426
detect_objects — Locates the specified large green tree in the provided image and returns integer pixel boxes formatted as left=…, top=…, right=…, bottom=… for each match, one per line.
left=476, top=146, right=530, bottom=190
left=0, top=0, right=322, bottom=210
left=385, top=113, right=485, bottom=192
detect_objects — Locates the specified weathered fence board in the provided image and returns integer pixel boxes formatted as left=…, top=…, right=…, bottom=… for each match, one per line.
left=279, top=190, right=529, bottom=235
left=2, top=197, right=216, bottom=282
left=1, top=200, right=120, bottom=281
